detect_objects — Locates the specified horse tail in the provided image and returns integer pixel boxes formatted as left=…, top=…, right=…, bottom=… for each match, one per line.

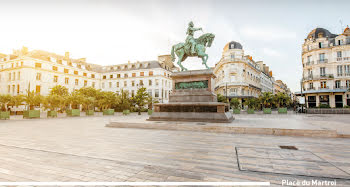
left=171, top=45, right=176, bottom=62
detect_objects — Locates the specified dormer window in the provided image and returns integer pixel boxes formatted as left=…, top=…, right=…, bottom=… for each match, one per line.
left=338, top=40, right=342, bottom=45
left=318, top=32, right=323, bottom=38
left=230, top=44, right=235, bottom=49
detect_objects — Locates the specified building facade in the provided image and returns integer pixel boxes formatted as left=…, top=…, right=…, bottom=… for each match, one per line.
left=299, top=27, right=350, bottom=108
left=0, top=47, right=176, bottom=103
left=214, top=41, right=275, bottom=105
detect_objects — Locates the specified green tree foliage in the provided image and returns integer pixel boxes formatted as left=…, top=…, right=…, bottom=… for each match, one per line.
left=118, top=89, right=132, bottom=111
left=43, top=94, right=65, bottom=111
left=0, top=94, right=12, bottom=111
left=133, top=87, right=150, bottom=115
left=25, top=91, right=44, bottom=110
left=49, top=85, right=69, bottom=96
left=259, top=92, right=273, bottom=108
left=96, top=91, right=119, bottom=110
left=67, top=90, right=85, bottom=109
left=273, top=92, right=290, bottom=108
left=217, top=94, right=228, bottom=103
left=8, top=94, right=25, bottom=109
left=230, top=98, right=241, bottom=109
left=244, top=98, right=258, bottom=110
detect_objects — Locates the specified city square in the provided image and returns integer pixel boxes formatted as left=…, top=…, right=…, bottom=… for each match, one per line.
left=1, top=0, right=350, bottom=186
left=0, top=113, right=350, bottom=186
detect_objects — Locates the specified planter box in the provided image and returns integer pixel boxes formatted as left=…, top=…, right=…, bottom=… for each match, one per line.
left=103, top=109, right=115, bottom=115
left=233, top=109, right=240, bottom=114
left=148, top=109, right=153, bottom=115
left=0, top=111, right=10, bottom=120
left=67, top=109, right=80, bottom=117
left=263, top=108, right=272, bottom=114
left=123, top=109, right=130, bottom=115
left=47, top=111, right=57, bottom=118
left=247, top=109, right=255, bottom=114
left=86, top=110, right=94, bottom=116
left=23, top=110, right=40, bottom=119
left=278, top=108, right=288, bottom=114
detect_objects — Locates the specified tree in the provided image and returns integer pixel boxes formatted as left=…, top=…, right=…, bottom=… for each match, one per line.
left=43, top=94, right=64, bottom=111
left=273, top=92, right=289, bottom=108
left=230, top=98, right=241, bottom=109
left=67, top=91, right=84, bottom=110
left=118, top=89, right=132, bottom=111
left=96, top=91, right=119, bottom=110
left=77, top=87, right=99, bottom=111
left=217, top=94, right=228, bottom=103
left=0, top=94, right=12, bottom=111
left=50, top=85, right=69, bottom=96
left=259, top=92, right=273, bottom=108
left=133, top=87, right=150, bottom=115
left=244, top=98, right=258, bottom=110
left=8, top=94, right=25, bottom=110
left=25, top=91, right=44, bottom=110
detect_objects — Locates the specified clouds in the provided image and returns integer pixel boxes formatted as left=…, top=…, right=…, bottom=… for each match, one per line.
left=239, top=26, right=297, bottom=41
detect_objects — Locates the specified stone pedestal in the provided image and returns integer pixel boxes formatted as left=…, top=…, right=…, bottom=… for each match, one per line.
left=148, top=69, right=234, bottom=123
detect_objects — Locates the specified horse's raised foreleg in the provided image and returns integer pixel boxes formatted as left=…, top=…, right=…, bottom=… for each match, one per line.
left=176, top=51, right=187, bottom=71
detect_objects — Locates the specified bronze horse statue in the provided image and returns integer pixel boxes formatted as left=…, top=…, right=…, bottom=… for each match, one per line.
left=171, top=33, right=215, bottom=71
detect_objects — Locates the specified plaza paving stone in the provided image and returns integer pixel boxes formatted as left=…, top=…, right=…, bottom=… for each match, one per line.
left=0, top=113, right=349, bottom=186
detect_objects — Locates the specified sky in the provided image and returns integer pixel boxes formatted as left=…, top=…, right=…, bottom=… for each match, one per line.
left=0, top=0, right=349, bottom=92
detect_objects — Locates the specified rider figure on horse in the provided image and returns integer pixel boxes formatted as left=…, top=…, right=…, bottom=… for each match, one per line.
left=186, top=21, right=202, bottom=55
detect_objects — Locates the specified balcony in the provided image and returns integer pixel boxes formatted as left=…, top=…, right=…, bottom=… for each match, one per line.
left=317, top=59, right=328, bottom=64
left=307, top=87, right=315, bottom=90
left=318, top=86, right=329, bottom=90
left=344, top=57, right=350, bottom=61
left=319, top=74, right=334, bottom=79
left=305, top=61, right=314, bottom=66
left=333, top=86, right=347, bottom=90
left=336, top=57, right=343, bottom=61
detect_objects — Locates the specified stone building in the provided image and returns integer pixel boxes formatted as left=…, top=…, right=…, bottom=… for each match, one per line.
left=214, top=41, right=275, bottom=105
left=0, top=47, right=176, bottom=103
left=298, top=27, right=350, bottom=108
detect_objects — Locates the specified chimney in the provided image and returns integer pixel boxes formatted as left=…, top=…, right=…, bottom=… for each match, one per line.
left=269, top=71, right=273, bottom=77
left=65, top=52, right=70, bottom=60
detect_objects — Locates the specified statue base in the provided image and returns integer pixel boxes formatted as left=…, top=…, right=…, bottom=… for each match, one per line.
left=148, top=69, right=234, bottom=123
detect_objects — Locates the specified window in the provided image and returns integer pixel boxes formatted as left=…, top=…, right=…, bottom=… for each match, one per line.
left=54, top=76, right=58, bottom=83
left=21, top=61, right=23, bottom=66
left=155, top=89, right=159, bottom=97
left=320, top=81, right=327, bottom=88
left=345, top=65, right=350, bottom=75
left=110, top=74, right=113, bottom=79
left=92, top=82, right=95, bottom=88
left=84, top=80, right=87, bottom=86
left=124, top=81, right=127, bottom=87
left=132, top=90, right=135, bottom=97
left=109, top=82, right=112, bottom=88
left=36, top=85, right=41, bottom=94
left=117, top=82, right=119, bottom=88
left=74, top=71, right=78, bottom=75
left=346, top=80, right=350, bottom=88
left=64, top=69, right=69, bottom=74
left=156, top=79, right=159, bottom=86
left=65, top=77, right=69, bottom=84
left=132, top=81, right=135, bottom=87
left=103, top=75, right=106, bottom=79
left=132, top=73, right=136, bottom=77
left=164, top=72, right=166, bottom=76
left=17, top=72, right=20, bottom=80
left=149, top=71, right=153, bottom=76
left=335, top=80, right=341, bottom=88
left=36, top=73, right=41, bottom=81
left=140, top=72, right=144, bottom=76
left=140, top=80, right=143, bottom=86
left=309, top=82, right=313, bottom=89
left=91, top=74, right=95, bottom=78
left=149, top=80, right=152, bottom=86
left=83, top=73, right=87, bottom=77
left=35, top=63, right=42, bottom=68
left=320, top=67, right=326, bottom=76
left=307, top=56, right=311, bottom=63
left=337, top=65, right=343, bottom=76
left=319, top=53, right=325, bottom=62
left=124, top=73, right=128, bottom=78
left=318, top=42, right=323, bottom=48
left=12, top=72, right=15, bottom=81
left=75, top=79, right=79, bottom=86
left=117, top=74, right=120, bottom=78
left=231, top=54, right=235, bottom=59
left=148, top=90, right=152, bottom=97
left=17, top=84, right=20, bottom=94
left=53, top=66, right=58, bottom=71
left=8, top=73, right=11, bottom=81
left=337, top=51, right=342, bottom=58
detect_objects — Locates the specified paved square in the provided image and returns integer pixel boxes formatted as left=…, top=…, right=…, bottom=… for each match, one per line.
left=236, top=147, right=350, bottom=179
left=0, top=113, right=350, bottom=186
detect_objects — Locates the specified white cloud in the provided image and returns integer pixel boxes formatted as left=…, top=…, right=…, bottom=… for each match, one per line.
left=239, top=26, right=297, bottom=41
left=262, top=48, right=283, bottom=57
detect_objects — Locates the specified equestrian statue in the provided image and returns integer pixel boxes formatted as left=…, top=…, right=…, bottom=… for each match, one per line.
left=171, top=21, right=215, bottom=71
